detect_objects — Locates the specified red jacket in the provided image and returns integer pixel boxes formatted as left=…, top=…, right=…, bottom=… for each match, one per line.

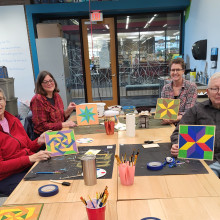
left=0, top=111, right=41, bottom=181
left=30, top=93, right=66, bottom=134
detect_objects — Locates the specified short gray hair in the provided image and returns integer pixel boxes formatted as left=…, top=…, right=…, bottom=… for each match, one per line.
left=0, top=88, right=6, bottom=100
left=208, top=72, right=220, bottom=88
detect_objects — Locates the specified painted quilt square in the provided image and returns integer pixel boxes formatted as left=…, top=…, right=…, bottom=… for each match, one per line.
left=76, top=104, right=99, bottom=126
left=178, top=125, right=215, bottom=160
left=45, top=130, right=78, bottom=157
left=154, top=98, right=180, bottom=120
left=0, top=204, right=43, bottom=220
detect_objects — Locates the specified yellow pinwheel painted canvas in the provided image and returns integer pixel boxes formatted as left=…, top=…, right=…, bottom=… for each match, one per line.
left=154, top=98, right=180, bottom=120
left=0, top=204, right=43, bottom=220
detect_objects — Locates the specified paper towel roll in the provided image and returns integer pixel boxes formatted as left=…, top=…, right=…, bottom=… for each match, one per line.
left=126, top=113, right=135, bottom=137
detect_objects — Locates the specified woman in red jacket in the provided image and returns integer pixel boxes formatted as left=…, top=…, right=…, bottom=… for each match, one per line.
left=30, top=71, right=77, bottom=139
left=0, top=88, right=51, bottom=196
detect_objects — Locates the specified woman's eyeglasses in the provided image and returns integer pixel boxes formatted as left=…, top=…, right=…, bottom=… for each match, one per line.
left=42, top=79, right=54, bottom=85
left=170, top=69, right=183, bottom=73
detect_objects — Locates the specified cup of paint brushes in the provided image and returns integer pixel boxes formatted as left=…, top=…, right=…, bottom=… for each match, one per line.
left=118, top=162, right=135, bottom=186
left=86, top=199, right=106, bottom=220
left=104, top=117, right=115, bottom=135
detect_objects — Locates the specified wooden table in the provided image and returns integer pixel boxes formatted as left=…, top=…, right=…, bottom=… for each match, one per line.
left=4, top=124, right=220, bottom=219
left=117, top=197, right=220, bottom=220
left=39, top=200, right=117, bottom=220
left=4, top=135, right=118, bottom=205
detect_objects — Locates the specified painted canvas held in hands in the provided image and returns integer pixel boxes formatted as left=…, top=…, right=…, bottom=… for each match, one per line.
left=178, top=125, right=215, bottom=160
left=154, top=98, right=180, bottom=120
left=45, top=130, right=78, bottom=157
left=76, top=104, right=99, bottom=126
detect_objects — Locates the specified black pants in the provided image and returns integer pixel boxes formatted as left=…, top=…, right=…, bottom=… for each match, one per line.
left=0, top=169, right=30, bottom=196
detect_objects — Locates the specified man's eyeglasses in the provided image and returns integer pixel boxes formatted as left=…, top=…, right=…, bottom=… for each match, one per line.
left=170, top=69, right=183, bottom=73
left=208, top=88, right=220, bottom=93
left=42, top=79, right=54, bottom=85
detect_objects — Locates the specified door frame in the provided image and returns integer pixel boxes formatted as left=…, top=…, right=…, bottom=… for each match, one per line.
left=81, top=17, right=118, bottom=107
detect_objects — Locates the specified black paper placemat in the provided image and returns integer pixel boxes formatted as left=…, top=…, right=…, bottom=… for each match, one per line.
left=25, top=145, right=116, bottom=181
left=119, top=143, right=208, bottom=176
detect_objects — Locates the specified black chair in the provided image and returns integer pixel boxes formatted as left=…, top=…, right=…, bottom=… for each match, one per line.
left=24, top=111, right=35, bottom=141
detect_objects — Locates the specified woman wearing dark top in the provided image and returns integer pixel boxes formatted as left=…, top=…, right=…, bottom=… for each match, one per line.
left=30, top=71, right=77, bottom=138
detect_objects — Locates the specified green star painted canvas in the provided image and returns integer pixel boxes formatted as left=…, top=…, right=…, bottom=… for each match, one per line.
left=154, top=98, right=180, bottom=120
left=76, top=104, right=99, bottom=125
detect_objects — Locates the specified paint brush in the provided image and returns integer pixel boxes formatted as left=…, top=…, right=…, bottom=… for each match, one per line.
left=50, top=180, right=70, bottom=186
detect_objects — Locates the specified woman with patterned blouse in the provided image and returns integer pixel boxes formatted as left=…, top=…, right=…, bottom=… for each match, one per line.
left=161, top=58, right=197, bottom=124
left=30, top=71, right=77, bottom=139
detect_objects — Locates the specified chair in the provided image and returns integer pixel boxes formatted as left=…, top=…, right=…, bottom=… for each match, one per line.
left=24, top=111, right=35, bottom=141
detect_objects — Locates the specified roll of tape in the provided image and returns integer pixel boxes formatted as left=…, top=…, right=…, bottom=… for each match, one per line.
left=141, top=218, right=161, bottom=220
left=38, top=184, right=59, bottom=197
left=147, top=162, right=163, bottom=171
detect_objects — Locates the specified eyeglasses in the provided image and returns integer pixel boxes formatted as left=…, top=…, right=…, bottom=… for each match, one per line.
left=208, top=88, right=220, bottom=93
left=42, top=79, right=54, bottom=85
left=170, top=69, right=183, bottom=73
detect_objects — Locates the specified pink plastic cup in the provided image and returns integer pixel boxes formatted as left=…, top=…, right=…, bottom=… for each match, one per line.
left=119, top=163, right=135, bottom=186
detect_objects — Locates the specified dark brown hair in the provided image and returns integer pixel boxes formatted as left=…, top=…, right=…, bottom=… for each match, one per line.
left=169, top=58, right=185, bottom=71
left=34, top=71, right=59, bottom=96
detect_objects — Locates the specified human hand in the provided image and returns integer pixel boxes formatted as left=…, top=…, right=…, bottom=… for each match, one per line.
left=171, top=144, right=179, bottom=156
left=67, top=102, right=76, bottom=111
left=62, top=121, right=77, bottom=128
left=29, top=150, right=52, bottom=163
left=161, top=119, right=173, bottom=125
left=65, top=102, right=76, bottom=118
left=37, top=130, right=52, bottom=145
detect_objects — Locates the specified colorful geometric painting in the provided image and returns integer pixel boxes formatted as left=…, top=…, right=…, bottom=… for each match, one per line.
left=178, top=125, right=215, bottom=160
left=76, top=104, right=99, bottom=126
left=45, top=130, right=78, bottom=157
left=154, top=98, right=180, bottom=120
left=0, top=204, right=43, bottom=220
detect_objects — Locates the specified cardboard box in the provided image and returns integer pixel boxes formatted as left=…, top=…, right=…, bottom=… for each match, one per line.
left=37, top=23, right=63, bottom=38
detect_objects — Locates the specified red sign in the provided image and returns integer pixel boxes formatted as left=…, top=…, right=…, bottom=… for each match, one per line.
left=90, top=11, right=103, bottom=22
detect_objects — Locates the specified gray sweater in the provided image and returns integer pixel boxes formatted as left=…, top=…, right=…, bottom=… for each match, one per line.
left=171, top=100, right=220, bottom=162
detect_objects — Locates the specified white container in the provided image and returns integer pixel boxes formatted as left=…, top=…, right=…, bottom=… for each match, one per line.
left=95, top=102, right=106, bottom=117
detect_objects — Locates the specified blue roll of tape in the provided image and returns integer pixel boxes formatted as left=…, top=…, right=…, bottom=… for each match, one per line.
left=38, top=184, right=59, bottom=197
left=141, top=218, right=161, bottom=220
left=147, top=162, right=163, bottom=171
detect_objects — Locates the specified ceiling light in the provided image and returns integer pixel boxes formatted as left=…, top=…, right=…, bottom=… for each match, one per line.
left=173, top=31, right=180, bottom=35
left=126, top=16, right=130, bottom=29
left=70, top=19, right=79, bottom=25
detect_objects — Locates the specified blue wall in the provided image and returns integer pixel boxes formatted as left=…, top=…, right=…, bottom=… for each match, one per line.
left=26, top=0, right=190, bottom=78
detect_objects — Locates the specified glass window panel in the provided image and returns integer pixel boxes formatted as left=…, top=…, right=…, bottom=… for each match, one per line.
left=117, top=13, right=181, bottom=106
left=86, top=23, right=113, bottom=101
